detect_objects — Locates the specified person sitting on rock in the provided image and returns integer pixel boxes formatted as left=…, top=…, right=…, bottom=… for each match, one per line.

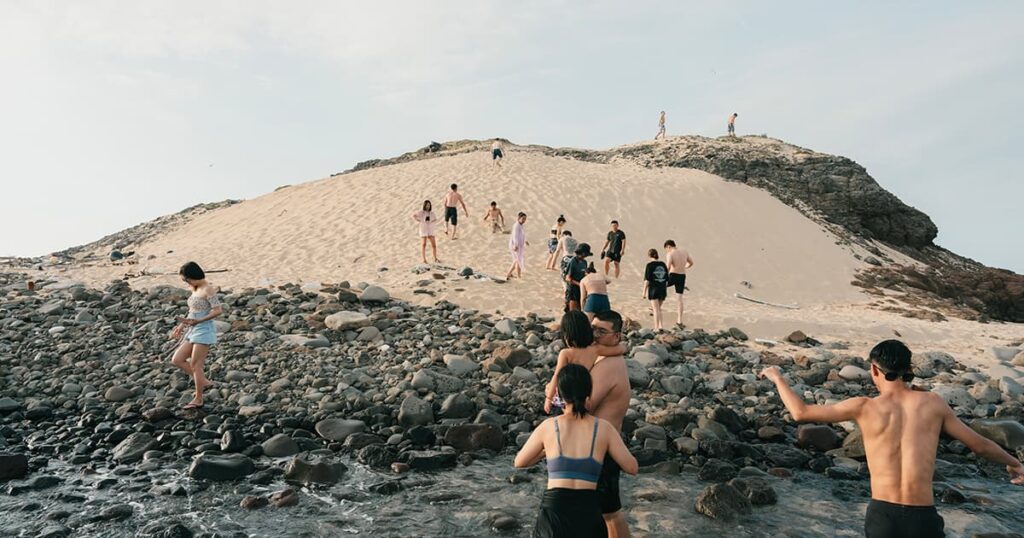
left=760, top=340, right=1024, bottom=538
left=544, top=311, right=625, bottom=414
left=516, top=364, right=639, bottom=538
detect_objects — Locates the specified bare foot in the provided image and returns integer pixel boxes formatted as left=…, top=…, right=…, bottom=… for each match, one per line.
left=183, top=399, right=204, bottom=409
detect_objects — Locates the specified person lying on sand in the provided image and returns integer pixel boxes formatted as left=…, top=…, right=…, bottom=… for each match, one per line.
left=761, top=340, right=1024, bottom=538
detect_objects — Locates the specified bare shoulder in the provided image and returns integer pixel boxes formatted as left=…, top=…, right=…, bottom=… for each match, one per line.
left=201, top=283, right=219, bottom=296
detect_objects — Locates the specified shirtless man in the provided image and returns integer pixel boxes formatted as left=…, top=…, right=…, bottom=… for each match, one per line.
left=587, top=310, right=633, bottom=538
left=482, top=201, right=505, bottom=233
left=442, top=183, right=469, bottom=239
left=655, top=111, right=666, bottom=140
left=491, top=139, right=504, bottom=167
left=728, top=113, right=738, bottom=137
left=664, top=239, right=694, bottom=325
left=761, top=340, right=1024, bottom=538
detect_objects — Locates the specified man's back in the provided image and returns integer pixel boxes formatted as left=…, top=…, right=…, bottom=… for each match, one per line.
left=859, top=390, right=945, bottom=505
left=667, top=248, right=689, bottom=273
left=443, top=191, right=461, bottom=207
left=589, top=355, right=629, bottom=431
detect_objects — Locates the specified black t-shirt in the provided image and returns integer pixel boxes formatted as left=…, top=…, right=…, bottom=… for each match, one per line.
left=645, top=261, right=668, bottom=288
left=566, top=257, right=588, bottom=285
left=607, top=230, right=626, bottom=254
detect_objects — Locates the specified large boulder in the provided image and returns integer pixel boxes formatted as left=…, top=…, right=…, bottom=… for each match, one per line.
left=188, top=453, right=255, bottom=481
left=729, top=477, right=778, bottom=506
left=933, top=386, right=976, bottom=409
left=761, top=444, right=811, bottom=469
left=970, top=420, right=1024, bottom=451
left=625, top=360, right=650, bottom=389
left=283, top=457, right=347, bottom=486
left=439, top=393, right=476, bottom=419
left=261, top=434, right=300, bottom=458
left=324, top=311, right=371, bottom=331
left=113, top=433, right=155, bottom=463
left=315, top=419, right=366, bottom=443
left=400, top=450, right=457, bottom=471
left=444, top=424, right=503, bottom=451
left=797, top=424, right=841, bottom=451
left=694, top=483, right=752, bottom=521
left=398, top=395, right=434, bottom=427
left=359, top=286, right=390, bottom=303
left=913, top=351, right=955, bottom=378
left=0, top=453, right=29, bottom=480
left=443, top=354, right=479, bottom=376
left=491, top=345, right=532, bottom=368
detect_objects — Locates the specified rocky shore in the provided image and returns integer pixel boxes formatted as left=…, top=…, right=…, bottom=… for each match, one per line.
left=1, top=272, right=1023, bottom=537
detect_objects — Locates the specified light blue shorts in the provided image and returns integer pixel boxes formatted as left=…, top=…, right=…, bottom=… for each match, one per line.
left=187, top=311, right=217, bottom=345
left=583, top=294, right=610, bottom=314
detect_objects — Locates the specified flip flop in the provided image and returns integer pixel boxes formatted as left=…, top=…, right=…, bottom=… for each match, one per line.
left=183, top=402, right=204, bottom=410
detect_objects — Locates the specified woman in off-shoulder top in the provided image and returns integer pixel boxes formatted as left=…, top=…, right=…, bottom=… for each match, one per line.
left=170, top=261, right=223, bottom=409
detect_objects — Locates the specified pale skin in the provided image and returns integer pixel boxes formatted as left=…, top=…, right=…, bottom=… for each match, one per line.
left=665, top=245, right=694, bottom=325
left=760, top=365, right=1024, bottom=506
left=601, top=224, right=626, bottom=278
left=579, top=272, right=610, bottom=321
left=170, top=278, right=222, bottom=409
left=544, top=340, right=627, bottom=414
left=442, top=189, right=469, bottom=239
left=412, top=206, right=439, bottom=263
left=587, top=318, right=633, bottom=537
left=545, top=233, right=560, bottom=270
left=482, top=204, right=505, bottom=233
left=514, top=405, right=639, bottom=491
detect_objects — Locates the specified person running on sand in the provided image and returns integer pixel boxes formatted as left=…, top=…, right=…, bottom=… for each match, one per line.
left=580, top=262, right=611, bottom=320
left=664, top=239, right=694, bottom=326
left=491, top=139, right=504, bottom=167
left=642, top=248, right=669, bottom=330
left=601, top=220, right=627, bottom=278
left=516, top=364, right=638, bottom=538
left=411, top=200, right=440, bottom=263
left=442, top=183, right=469, bottom=239
left=761, top=340, right=1024, bottom=538
left=506, top=212, right=529, bottom=279
left=655, top=110, right=666, bottom=140
left=563, top=243, right=592, bottom=311
left=728, top=113, right=738, bottom=137
left=170, top=262, right=223, bottom=410
left=482, top=201, right=506, bottom=233
left=544, top=311, right=626, bottom=414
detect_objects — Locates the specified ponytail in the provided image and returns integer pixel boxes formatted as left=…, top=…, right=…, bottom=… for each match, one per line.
left=557, top=364, right=592, bottom=418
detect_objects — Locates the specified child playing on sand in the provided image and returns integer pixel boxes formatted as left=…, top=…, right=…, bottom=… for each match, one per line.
left=544, top=311, right=626, bottom=414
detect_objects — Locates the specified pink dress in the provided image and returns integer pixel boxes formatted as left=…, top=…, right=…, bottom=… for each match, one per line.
left=509, top=221, right=526, bottom=265
left=413, top=210, right=436, bottom=237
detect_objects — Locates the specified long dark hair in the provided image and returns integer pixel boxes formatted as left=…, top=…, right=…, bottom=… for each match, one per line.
left=560, top=310, right=594, bottom=348
left=557, top=364, right=592, bottom=418
left=422, top=200, right=432, bottom=212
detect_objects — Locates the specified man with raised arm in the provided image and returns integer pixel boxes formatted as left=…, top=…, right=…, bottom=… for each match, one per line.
left=588, top=310, right=633, bottom=538
left=760, top=340, right=1024, bottom=538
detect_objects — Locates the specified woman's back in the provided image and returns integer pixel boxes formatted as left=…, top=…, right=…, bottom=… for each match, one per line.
left=543, top=415, right=605, bottom=490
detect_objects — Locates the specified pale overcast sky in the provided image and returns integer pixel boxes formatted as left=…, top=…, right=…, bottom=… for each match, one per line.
left=1, top=2, right=1021, bottom=272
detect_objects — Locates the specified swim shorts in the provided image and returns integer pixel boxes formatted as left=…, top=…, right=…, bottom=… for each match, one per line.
left=445, top=206, right=458, bottom=226
left=596, top=456, right=621, bottom=514
left=647, top=284, right=667, bottom=301
left=605, top=251, right=622, bottom=263
left=565, top=284, right=581, bottom=303
left=864, top=500, right=944, bottom=538
left=583, top=293, right=610, bottom=314
left=492, top=148, right=504, bottom=160
left=533, top=488, right=605, bottom=538
left=668, top=273, right=686, bottom=294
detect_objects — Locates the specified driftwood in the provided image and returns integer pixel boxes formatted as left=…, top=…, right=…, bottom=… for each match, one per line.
left=734, top=292, right=799, bottom=310
left=124, top=268, right=230, bottom=279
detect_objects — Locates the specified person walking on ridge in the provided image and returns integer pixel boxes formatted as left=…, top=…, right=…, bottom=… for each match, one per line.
left=761, top=340, right=1024, bottom=537
left=443, top=183, right=469, bottom=239
left=655, top=111, right=666, bottom=140
left=728, top=113, right=738, bottom=137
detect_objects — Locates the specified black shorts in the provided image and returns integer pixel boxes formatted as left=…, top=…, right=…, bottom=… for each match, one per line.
left=668, top=273, right=686, bottom=294
left=492, top=148, right=504, bottom=160
left=566, top=284, right=581, bottom=303
left=647, top=284, right=667, bottom=301
left=596, top=456, right=621, bottom=514
left=865, top=500, right=944, bottom=538
left=605, top=251, right=622, bottom=263
left=533, top=488, right=606, bottom=538
left=444, top=207, right=458, bottom=226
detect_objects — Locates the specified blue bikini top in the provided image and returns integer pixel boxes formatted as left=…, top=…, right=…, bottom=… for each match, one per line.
left=547, top=417, right=603, bottom=483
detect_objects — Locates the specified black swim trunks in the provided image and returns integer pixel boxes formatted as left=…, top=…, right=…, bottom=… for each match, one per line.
left=864, top=500, right=944, bottom=538
left=596, top=456, right=621, bottom=515
left=532, top=488, right=606, bottom=538
left=566, top=284, right=581, bottom=303
left=492, top=148, right=504, bottom=160
left=605, top=251, right=622, bottom=263
left=668, top=273, right=687, bottom=294
left=444, top=206, right=458, bottom=226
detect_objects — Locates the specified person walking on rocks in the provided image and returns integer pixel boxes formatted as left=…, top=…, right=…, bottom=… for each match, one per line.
left=482, top=201, right=506, bottom=234
left=580, top=263, right=611, bottom=320
left=760, top=340, right=1024, bottom=538
left=642, top=248, right=669, bottom=330
left=516, top=364, right=639, bottom=538
left=587, top=310, right=634, bottom=538
left=655, top=110, right=666, bottom=140
left=601, top=221, right=627, bottom=278
left=564, top=243, right=592, bottom=311
left=544, top=310, right=626, bottom=414
left=491, top=139, right=504, bottom=167
left=728, top=113, right=738, bottom=137
left=412, top=200, right=440, bottom=263
left=443, top=183, right=469, bottom=239
left=664, top=239, right=693, bottom=326
left=506, top=212, right=529, bottom=279
left=170, top=262, right=223, bottom=410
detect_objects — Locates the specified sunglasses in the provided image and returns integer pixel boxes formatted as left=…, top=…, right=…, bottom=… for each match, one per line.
left=873, top=364, right=913, bottom=382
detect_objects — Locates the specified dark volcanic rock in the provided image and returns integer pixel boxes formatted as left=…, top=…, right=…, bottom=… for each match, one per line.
left=797, top=424, right=842, bottom=451
left=283, top=457, right=347, bottom=486
left=694, top=483, right=752, bottom=521
left=761, top=444, right=811, bottom=469
left=729, top=477, right=778, bottom=506
left=0, top=453, right=29, bottom=479
left=401, top=450, right=457, bottom=471
left=187, top=453, right=255, bottom=481
left=444, top=424, right=503, bottom=452
left=698, top=459, right=738, bottom=482
left=113, top=433, right=156, bottom=463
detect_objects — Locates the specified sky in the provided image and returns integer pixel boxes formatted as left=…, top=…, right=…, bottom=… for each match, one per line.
left=1, top=1, right=1022, bottom=272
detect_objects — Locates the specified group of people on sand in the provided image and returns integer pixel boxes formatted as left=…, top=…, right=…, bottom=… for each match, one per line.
left=655, top=110, right=739, bottom=140
left=514, top=319, right=1024, bottom=537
